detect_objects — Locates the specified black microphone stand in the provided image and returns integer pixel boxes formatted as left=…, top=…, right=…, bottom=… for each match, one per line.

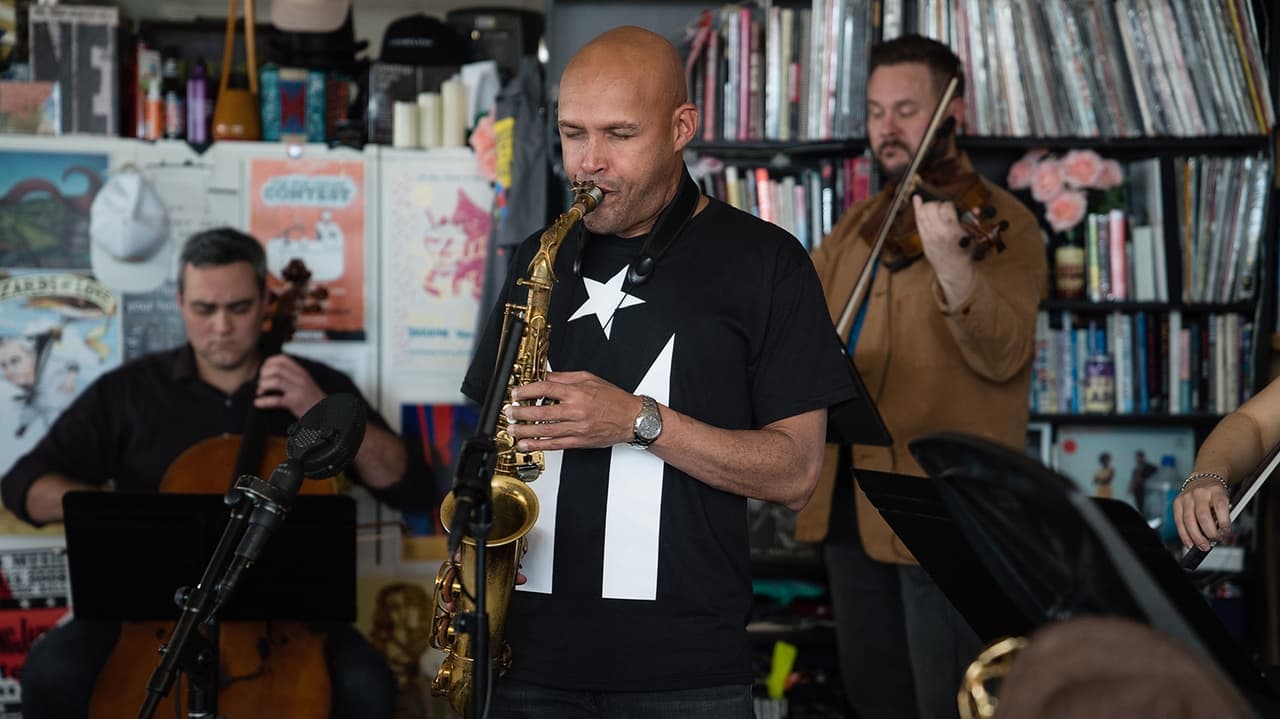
left=136, top=466, right=300, bottom=719
left=449, top=313, right=526, bottom=719
left=136, top=486, right=253, bottom=719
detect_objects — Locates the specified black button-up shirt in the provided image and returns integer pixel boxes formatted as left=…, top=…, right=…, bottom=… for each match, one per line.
left=2, top=345, right=420, bottom=525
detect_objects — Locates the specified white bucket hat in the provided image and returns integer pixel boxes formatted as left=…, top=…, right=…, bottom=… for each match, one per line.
left=89, top=168, right=172, bottom=294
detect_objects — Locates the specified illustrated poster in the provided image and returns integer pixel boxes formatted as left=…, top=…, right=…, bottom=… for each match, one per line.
left=379, top=153, right=492, bottom=411
left=0, top=273, right=121, bottom=476
left=0, top=150, right=107, bottom=269
left=248, top=157, right=366, bottom=339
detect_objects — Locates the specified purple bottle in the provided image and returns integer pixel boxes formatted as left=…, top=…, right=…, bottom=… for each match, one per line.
left=186, top=59, right=209, bottom=143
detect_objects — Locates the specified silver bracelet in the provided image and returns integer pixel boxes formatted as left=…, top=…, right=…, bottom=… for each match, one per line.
left=1179, top=472, right=1229, bottom=493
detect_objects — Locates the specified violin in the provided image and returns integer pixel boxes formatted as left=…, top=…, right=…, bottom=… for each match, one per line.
left=835, top=75, right=1010, bottom=339
left=865, top=161, right=1010, bottom=271
left=89, top=261, right=334, bottom=719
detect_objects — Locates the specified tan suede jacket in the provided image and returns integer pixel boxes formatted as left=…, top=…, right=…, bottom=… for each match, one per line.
left=795, top=154, right=1048, bottom=564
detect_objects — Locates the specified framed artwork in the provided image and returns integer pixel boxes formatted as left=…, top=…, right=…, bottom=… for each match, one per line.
left=1055, top=425, right=1194, bottom=514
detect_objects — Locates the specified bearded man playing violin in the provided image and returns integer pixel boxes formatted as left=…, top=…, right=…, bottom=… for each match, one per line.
left=2, top=228, right=427, bottom=719
left=794, top=34, right=1048, bottom=719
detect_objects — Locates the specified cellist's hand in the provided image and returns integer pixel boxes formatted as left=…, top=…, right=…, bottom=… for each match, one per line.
left=255, top=355, right=326, bottom=418
left=913, top=194, right=975, bottom=305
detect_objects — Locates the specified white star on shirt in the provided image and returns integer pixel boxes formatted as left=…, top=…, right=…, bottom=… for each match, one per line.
left=568, top=267, right=645, bottom=339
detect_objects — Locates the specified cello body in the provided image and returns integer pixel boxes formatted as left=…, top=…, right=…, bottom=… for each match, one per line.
left=87, top=436, right=336, bottom=718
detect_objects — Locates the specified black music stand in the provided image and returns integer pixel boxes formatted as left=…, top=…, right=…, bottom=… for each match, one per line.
left=826, top=359, right=892, bottom=446
left=857, top=432, right=1280, bottom=715
left=63, top=492, right=356, bottom=623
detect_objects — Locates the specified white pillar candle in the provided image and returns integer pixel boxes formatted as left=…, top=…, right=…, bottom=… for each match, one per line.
left=392, top=101, right=419, bottom=148
left=417, top=92, right=442, bottom=148
left=440, top=79, right=468, bottom=148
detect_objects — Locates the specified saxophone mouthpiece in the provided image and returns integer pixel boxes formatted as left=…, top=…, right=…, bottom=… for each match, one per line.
left=571, top=182, right=604, bottom=213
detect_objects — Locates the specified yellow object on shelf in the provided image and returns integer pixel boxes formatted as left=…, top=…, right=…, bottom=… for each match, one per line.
left=765, top=640, right=797, bottom=700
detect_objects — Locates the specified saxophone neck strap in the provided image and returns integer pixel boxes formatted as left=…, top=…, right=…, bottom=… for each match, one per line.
left=573, top=165, right=701, bottom=285
left=627, top=165, right=701, bottom=286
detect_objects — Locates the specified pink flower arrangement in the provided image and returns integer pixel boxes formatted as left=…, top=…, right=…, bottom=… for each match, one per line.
left=1007, top=148, right=1125, bottom=233
left=469, top=112, right=498, bottom=183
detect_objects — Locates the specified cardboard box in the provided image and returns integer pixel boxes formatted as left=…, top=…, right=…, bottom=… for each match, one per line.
left=28, top=5, right=118, bottom=135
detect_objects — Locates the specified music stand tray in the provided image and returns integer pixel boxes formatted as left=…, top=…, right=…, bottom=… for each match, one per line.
left=63, top=491, right=356, bottom=623
left=858, top=432, right=1280, bottom=713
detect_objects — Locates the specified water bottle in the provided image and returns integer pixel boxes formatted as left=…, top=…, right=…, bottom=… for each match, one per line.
left=1143, top=454, right=1182, bottom=543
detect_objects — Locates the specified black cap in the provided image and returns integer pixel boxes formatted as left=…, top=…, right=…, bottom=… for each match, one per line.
left=379, top=13, right=469, bottom=66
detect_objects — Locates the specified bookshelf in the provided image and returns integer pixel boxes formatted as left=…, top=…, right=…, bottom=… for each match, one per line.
left=546, top=0, right=1279, bottom=706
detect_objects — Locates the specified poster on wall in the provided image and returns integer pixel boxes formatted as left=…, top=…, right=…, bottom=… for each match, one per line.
left=0, top=149, right=107, bottom=269
left=379, top=150, right=493, bottom=415
left=0, top=272, right=121, bottom=477
left=400, top=402, right=478, bottom=536
left=0, top=544, right=72, bottom=713
left=248, top=157, right=366, bottom=340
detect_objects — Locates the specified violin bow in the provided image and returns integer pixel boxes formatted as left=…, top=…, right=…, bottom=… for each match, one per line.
left=835, top=75, right=961, bottom=341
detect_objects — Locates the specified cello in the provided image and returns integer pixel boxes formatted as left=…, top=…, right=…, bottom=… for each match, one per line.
left=89, top=260, right=334, bottom=718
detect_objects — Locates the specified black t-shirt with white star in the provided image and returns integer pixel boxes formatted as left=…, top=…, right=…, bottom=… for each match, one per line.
left=462, top=196, right=856, bottom=691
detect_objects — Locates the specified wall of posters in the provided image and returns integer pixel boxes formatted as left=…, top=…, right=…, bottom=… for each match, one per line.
left=248, top=155, right=367, bottom=340
left=0, top=138, right=492, bottom=716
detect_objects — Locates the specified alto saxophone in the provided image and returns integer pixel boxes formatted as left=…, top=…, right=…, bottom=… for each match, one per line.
left=430, top=181, right=604, bottom=717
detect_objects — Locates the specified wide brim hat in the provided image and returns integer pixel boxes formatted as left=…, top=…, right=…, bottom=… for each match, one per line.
left=89, top=168, right=173, bottom=294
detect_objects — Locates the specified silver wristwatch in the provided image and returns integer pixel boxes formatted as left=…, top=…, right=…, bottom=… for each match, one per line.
left=628, top=394, right=663, bottom=449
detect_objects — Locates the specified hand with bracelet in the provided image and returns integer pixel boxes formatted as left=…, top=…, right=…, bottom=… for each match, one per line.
left=1172, top=469, right=1232, bottom=553
left=1172, top=377, right=1280, bottom=554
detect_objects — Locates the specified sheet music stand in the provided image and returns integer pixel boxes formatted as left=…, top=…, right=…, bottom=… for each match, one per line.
left=63, top=491, right=356, bottom=623
left=826, top=359, right=892, bottom=446
left=858, top=432, right=1280, bottom=714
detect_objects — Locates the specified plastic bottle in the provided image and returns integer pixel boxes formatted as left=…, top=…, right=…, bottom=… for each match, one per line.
left=162, top=57, right=185, bottom=140
left=187, top=59, right=209, bottom=144
left=145, top=77, right=163, bottom=140
left=1143, top=454, right=1182, bottom=543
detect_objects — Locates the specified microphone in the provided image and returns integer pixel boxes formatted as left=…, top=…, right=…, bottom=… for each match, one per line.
left=215, top=393, right=367, bottom=604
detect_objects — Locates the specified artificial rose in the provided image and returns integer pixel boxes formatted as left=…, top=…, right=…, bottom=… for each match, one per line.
left=1030, top=159, right=1065, bottom=203
left=1059, top=149, right=1104, bottom=188
left=1045, top=188, right=1088, bottom=232
left=1097, top=159, right=1124, bottom=189
left=1006, top=149, right=1046, bottom=190
left=469, top=113, right=498, bottom=182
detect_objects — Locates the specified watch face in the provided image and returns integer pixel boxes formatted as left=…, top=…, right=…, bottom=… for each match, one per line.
left=636, top=412, right=662, bottom=441
left=633, top=395, right=662, bottom=445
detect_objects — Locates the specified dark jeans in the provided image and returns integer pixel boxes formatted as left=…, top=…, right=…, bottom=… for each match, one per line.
left=825, top=477, right=980, bottom=719
left=21, top=619, right=397, bottom=719
left=489, top=679, right=754, bottom=718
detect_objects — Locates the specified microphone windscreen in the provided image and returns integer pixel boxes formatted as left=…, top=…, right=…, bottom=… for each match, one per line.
left=288, top=393, right=367, bottom=478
